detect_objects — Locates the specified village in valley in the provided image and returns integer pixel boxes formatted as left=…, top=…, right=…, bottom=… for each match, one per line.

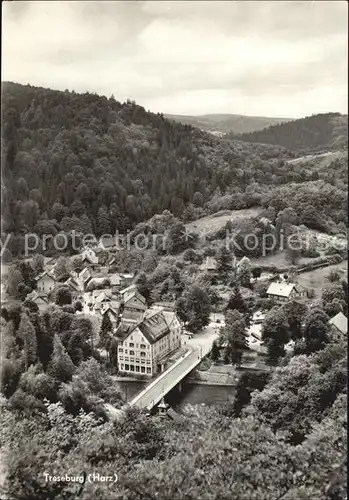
left=1, top=2, right=348, bottom=497
left=1, top=223, right=347, bottom=413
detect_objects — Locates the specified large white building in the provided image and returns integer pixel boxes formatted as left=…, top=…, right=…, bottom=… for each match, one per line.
left=117, top=308, right=182, bottom=376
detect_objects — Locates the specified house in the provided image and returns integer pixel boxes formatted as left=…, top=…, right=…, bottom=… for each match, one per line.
left=266, top=282, right=307, bottom=302
left=108, top=257, right=117, bottom=267
left=83, top=289, right=116, bottom=316
left=153, top=301, right=176, bottom=312
left=81, top=246, right=99, bottom=266
left=252, top=311, right=266, bottom=324
left=117, top=309, right=181, bottom=376
left=200, top=257, right=217, bottom=274
left=31, top=292, right=49, bottom=312
left=146, top=306, right=182, bottom=352
left=64, top=276, right=83, bottom=299
left=122, top=290, right=147, bottom=323
left=109, top=273, right=122, bottom=293
left=26, top=290, right=49, bottom=311
left=43, top=257, right=56, bottom=273
left=329, top=312, right=347, bottom=336
left=236, top=256, right=251, bottom=269
left=77, top=267, right=92, bottom=290
left=101, top=304, right=121, bottom=331
left=36, top=271, right=57, bottom=294
left=120, top=273, right=135, bottom=288
left=86, top=276, right=110, bottom=291
left=119, top=283, right=137, bottom=296
left=162, top=310, right=182, bottom=351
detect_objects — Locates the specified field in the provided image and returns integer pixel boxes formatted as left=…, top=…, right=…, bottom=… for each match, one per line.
left=287, top=150, right=346, bottom=167
left=296, top=260, right=348, bottom=297
left=185, top=207, right=262, bottom=237
left=250, top=251, right=314, bottom=269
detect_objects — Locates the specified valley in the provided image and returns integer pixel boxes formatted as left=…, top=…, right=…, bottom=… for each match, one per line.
left=1, top=85, right=347, bottom=500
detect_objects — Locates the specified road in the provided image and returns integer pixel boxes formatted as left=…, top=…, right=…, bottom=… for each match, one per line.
left=186, top=324, right=220, bottom=356
left=129, top=324, right=219, bottom=410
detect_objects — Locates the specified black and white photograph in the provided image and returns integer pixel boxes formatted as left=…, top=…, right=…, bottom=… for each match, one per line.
left=0, top=1, right=347, bottom=498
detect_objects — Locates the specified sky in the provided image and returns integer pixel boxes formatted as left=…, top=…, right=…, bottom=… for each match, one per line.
left=2, top=0, right=348, bottom=118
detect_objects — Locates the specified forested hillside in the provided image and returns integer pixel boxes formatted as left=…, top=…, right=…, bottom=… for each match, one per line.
left=1, top=83, right=347, bottom=259
left=229, top=113, right=348, bottom=153
left=165, top=113, right=290, bottom=135
left=2, top=83, right=287, bottom=235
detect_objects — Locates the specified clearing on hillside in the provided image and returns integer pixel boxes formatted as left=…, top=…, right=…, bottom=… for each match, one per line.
left=296, top=261, right=348, bottom=297
left=185, top=208, right=262, bottom=237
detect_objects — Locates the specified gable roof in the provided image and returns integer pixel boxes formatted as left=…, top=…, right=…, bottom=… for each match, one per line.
left=120, top=273, right=134, bottom=279
left=64, top=277, right=81, bottom=291
left=118, top=310, right=170, bottom=345
left=26, top=290, right=48, bottom=302
left=102, top=302, right=121, bottom=316
left=200, top=257, right=217, bottom=271
left=109, top=273, right=122, bottom=286
left=293, top=283, right=307, bottom=294
left=162, top=310, right=178, bottom=328
left=79, top=267, right=91, bottom=278
left=81, top=254, right=95, bottom=264
left=35, top=271, right=56, bottom=282
left=92, top=288, right=112, bottom=300
left=267, top=282, right=297, bottom=298
left=153, top=301, right=175, bottom=311
left=32, top=294, right=49, bottom=304
left=89, top=277, right=110, bottom=287
left=329, top=312, right=347, bottom=335
left=120, top=283, right=137, bottom=295
left=123, top=290, right=147, bottom=306
left=236, top=256, right=251, bottom=267
left=138, top=310, right=170, bottom=344
left=115, top=321, right=138, bottom=340
left=44, top=257, right=56, bottom=265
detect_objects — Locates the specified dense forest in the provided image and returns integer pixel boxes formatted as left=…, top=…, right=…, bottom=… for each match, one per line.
left=1, top=83, right=348, bottom=260
left=229, top=113, right=348, bottom=153
left=0, top=294, right=347, bottom=499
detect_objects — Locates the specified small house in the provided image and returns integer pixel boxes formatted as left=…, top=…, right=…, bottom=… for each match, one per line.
left=329, top=312, right=347, bottom=336
left=200, top=257, right=217, bottom=274
left=36, top=271, right=57, bottom=294
left=101, top=303, right=121, bottom=331
left=81, top=247, right=99, bottom=266
left=122, top=290, right=147, bottom=324
left=32, top=293, right=49, bottom=312
left=266, top=282, right=307, bottom=302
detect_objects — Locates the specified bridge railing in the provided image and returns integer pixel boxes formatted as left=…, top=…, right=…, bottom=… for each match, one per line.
left=129, top=347, right=206, bottom=410
left=129, top=348, right=194, bottom=407
left=144, top=352, right=204, bottom=410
